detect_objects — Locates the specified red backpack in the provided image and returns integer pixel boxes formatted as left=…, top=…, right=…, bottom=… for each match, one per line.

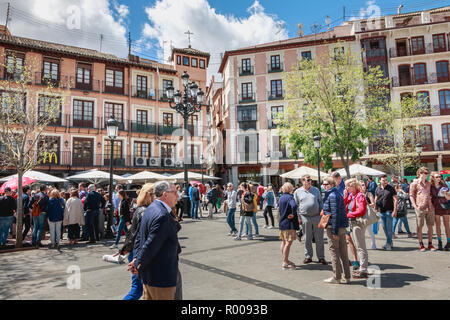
left=31, top=198, right=42, bottom=217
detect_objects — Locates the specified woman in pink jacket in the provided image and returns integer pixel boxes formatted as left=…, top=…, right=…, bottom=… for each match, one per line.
left=344, top=179, right=369, bottom=278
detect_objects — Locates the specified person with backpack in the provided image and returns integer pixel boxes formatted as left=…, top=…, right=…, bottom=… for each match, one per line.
left=234, top=183, right=254, bottom=240
left=206, top=183, right=219, bottom=219
left=393, top=184, right=415, bottom=239
left=46, top=189, right=65, bottom=250
left=31, top=185, right=49, bottom=248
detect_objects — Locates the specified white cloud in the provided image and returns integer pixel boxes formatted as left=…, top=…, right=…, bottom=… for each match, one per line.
left=5, top=0, right=129, bottom=57
left=141, top=0, right=289, bottom=81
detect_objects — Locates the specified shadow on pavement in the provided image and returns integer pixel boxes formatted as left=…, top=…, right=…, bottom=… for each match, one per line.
left=375, top=263, right=414, bottom=270
left=295, top=264, right=333, bottom=271
left=379, top=273, right=429, bottom=288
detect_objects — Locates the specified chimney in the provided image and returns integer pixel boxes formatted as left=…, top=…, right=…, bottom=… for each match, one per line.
left=397, top=5, right=403, bottom=14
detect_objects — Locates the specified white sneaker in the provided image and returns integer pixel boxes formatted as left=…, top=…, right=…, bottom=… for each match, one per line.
left=268, top=226, right=274, bottom=229
left=110, top=244, right=118, bottom=249
left=385, top=244, right=392, bottom=251
left=227, top=231, right=233, bottom=236
left=340, top=278, right=351, bottom=284
left=323, top=277, right=340, bottom=284
left=234, top=236, right=241, bottom=241
left=262, top=225, right=268, bottom=229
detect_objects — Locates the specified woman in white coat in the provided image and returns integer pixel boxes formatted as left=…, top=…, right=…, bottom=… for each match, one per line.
left=63, top=189, right=85, bottom=245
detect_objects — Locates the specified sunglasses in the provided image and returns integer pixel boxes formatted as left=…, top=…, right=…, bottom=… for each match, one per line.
left=304, top=178, right=312, bottom=182
left=322, top=183, right=329, bottom=186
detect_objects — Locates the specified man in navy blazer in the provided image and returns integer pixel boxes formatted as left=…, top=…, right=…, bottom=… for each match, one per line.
left=128, top=181, right=180, bottom=300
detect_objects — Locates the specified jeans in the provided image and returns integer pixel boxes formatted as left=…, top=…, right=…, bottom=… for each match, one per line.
left=245, top=212, right=259, bottom=235
left=85, top=210, right=99, bottom=242
left=32, top=213, right=46, bottom=245
left=123, top=251, right=143, bottom=300
left=114, top=217, right=127, bottom=245
left=226, top=208, right=237, bottom=232
left=393, top=216, right=411, bottom=234
left=379, top=212, right=393, bottom=246
left=0, top=216, right=14, bottom=245
left=22, top=214, right=31, bottom=240
left=191, top=200, right=199, bottom=219
left=237, top=216, right=252, bottom=239
left=48, top=220, right=62, bottom=245
left=397, top=219, right=404, bottom=232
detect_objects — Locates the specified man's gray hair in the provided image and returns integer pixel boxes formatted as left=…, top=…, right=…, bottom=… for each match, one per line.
left=154, top=181, right=172, bottom=198
left=88, top=184, right=96, bottom=191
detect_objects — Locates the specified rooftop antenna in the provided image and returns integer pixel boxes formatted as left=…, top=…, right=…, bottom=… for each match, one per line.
left=397, top=5, right=403, bottom=14
left=100, top=34, right=103, bottom=52
left=310, top=22, right=320, bottom=41
left=326, top=16, right=332, bottom=31
left=185, top=30, right=194, bottom=48
left=163, top=40, right=167, bottom=63
left=275, top=21, right=285, bottom=41
left=128, top=31, right=131, bottom=55
left=5, top=2, right=10, bottom=29
left=297, top=22, right=304, bottom=37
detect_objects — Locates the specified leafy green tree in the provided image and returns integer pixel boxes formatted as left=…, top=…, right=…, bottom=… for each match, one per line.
left=0, top=53, right=64, bottom=248
left=278, top=46, right=415, bottom=177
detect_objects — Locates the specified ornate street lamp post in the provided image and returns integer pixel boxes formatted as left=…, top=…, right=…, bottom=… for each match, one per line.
left=167, top=71, right=207, bottom=219
left=313, top=135, right=322, bottom=194
left=416, top=143, right=423, bottom=167
left=200, top=154, right=205, bottom=185
left=105, top=116, right=119, bottom=239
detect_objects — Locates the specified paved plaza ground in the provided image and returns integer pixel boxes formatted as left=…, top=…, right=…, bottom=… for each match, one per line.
left=0, top=208, right=449, bottom=300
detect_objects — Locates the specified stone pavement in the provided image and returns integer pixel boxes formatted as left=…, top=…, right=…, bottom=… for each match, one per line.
left=0, top=209, right=449, bottom=300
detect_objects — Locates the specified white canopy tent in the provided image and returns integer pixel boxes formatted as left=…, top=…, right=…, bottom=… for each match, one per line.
left=118, top=171, right=168, bottom=183
left=0, top=170, right=67, bottom=183
left=169, top=171, right=220, bottom=182
left=280, top=166, right=328, bottom=180
left=336, top=164, right=386, bottom=178
left=65, top=170, right=123, bottom=184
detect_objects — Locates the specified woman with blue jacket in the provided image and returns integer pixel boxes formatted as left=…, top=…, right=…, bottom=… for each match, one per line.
left=322, top=177, right=350, bottom=284
left=278, top=182, right=299, bottom=269
left=262, top=185, right=276, bottom=229
left=46, top=189, right=65, bottom=250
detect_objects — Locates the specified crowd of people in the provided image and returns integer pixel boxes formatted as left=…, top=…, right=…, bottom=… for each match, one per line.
left=1, top=166, right=450, bottom=296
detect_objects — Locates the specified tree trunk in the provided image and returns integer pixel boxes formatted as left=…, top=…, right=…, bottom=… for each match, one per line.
left=15, top=171, right=23, bottom=248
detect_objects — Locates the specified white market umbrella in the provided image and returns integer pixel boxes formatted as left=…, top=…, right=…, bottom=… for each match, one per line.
left=169, top=171, right=220, bottom=182
left=119, top=171, right=168, bottom=183
left=280, top=166, right=328, bottom=180
left=0, top=170, right=67, bottom=183
left=65, top=169, right=123, bottom=184
left=336, top=164, right=386, bottom=178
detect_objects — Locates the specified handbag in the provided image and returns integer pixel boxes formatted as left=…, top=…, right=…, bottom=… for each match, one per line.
left=318, top=214, right=331, bottom=229
left=357, top=204, right=380, bottom=228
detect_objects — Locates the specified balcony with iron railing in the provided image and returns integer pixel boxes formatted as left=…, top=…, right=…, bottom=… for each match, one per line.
left=238, top=66, right=254, bottom=76
left=130, top=121, right=157, bottom=134
left=131, top=86, right=157, bottom=100
left=389, top=41, right=449, bottom=58
left=158, top=124, right=182, bottom=136
left=36, top=151, right=202, bottom=169
left=391, top=73, right=450, bottom=87
left=268, top=90, right=285, bottom=101
left=238, top=92, right=256, bottom=104
left=268, top=63, right=284, bottom=73
left=158, top=90, right=170, bottom=102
